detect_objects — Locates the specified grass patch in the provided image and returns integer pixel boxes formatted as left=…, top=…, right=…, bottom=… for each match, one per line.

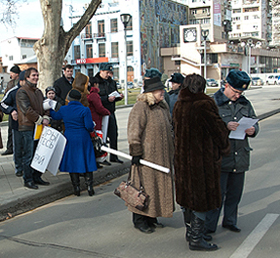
left=116, top=88, right=141, bottom=106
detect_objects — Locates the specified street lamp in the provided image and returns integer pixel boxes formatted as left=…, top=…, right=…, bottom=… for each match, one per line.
left=201, top=29, right=209, bottom=79
left=120, top=13, right=132, bottom=105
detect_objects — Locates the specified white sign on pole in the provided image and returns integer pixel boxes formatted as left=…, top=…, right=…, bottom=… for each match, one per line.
left=31, top=126, right=67, bottom=176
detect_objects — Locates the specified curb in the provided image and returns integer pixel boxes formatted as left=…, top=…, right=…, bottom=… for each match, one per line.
left=0, top=161, right=131, bottom=222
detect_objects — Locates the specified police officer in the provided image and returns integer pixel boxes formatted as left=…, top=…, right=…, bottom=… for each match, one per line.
left=205, top=70, right=259, bottom=233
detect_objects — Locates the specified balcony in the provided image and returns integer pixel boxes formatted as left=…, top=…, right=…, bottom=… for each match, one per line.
left=93, top=33, right=106, bottom=39
left=81, top=33, right=93, bottom=40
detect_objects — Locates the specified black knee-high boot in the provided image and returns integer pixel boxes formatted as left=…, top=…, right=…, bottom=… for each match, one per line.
left=189, top=213, right=218, bottom=251
left=69, top=173, right=80, bottom=196
left=183, top=208, right=212, bottom=242
left=85, top=172, right=94, bottom=196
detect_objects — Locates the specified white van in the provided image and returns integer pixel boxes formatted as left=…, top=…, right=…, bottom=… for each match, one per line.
left=266, top=75, right=280, bottom=85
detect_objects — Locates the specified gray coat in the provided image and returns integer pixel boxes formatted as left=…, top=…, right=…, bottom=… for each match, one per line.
left=214, top=89, right=259, bottom=173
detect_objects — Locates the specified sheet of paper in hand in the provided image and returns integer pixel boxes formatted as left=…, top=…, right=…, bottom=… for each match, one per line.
left=108, top=91, right=121, bottom=98
left=31, top=126, right=66, bottom=175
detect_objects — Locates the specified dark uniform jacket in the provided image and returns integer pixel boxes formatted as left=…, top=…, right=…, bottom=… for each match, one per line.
left=94, top=73, right=121, bottom=113
left=53, top=75, right=73, bottom=105
left=214, top=88, right=259, bottom=173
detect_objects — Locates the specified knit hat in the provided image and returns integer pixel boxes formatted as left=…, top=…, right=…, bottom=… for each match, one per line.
left=10, top=65, right=21, bottom=74
left=143, top=77, right=165, bottom=93
left=45, top=86, right=56, bottom=95
left=68, top=89, right=81, bottom=101
left=99, top=63, right=113, bottom=71
left=226, top=70, right=251, bottom=91
left=169, top=73, right=184, bottom=84
left=19, top=70, right=26, bottom=81
left=144, top=68, right=162, bottom=79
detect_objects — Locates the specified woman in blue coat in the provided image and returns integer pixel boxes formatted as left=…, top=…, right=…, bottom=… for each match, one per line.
left=50, top=89, right=97, bottom=196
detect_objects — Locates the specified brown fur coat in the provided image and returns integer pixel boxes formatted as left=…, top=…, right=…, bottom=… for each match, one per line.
left=173, top=88, right=230, bottom=212
left=127, top=93, right=174, bottom=218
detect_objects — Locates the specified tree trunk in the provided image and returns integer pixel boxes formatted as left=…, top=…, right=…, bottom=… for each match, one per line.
left=33, top=0, right=101, bottom=91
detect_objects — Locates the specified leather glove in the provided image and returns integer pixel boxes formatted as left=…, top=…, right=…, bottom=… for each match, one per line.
left=131, top=156, right=142, bottom=166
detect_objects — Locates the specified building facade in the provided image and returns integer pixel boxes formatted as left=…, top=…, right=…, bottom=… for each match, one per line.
left=68, top=0, right=188, bottom=85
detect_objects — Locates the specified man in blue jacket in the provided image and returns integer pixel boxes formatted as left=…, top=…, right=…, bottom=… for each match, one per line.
left=205, top=70, right=259, bottom=233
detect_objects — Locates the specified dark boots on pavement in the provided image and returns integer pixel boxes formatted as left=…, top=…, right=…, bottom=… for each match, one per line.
left=189, top=213, right=218, bottom=251
left=182, top=208, right=212, bottom=242
left=84, top=172, right=95, bottom=196
left=69, top=173, right=80, bottom=196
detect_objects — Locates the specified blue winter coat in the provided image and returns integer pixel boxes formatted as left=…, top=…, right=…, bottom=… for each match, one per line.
left=50, top=101, right=97, bottom=173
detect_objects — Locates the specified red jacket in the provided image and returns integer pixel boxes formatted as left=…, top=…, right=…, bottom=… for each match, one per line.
left=87, top=87, right=110, bottom=130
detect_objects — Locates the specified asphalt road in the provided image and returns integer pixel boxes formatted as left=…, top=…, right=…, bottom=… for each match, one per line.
left=0, top=112, right=279, bottom=257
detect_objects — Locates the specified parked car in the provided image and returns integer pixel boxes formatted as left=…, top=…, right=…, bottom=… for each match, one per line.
left=206, top=78, right=218, bottom=87
left=116, top=82, right=121, bottom=89
left=266, top=75, right=279, bottom=85
left=251, top=77, right=264, bottom=86
left=127, top=82, right=134, bottom=89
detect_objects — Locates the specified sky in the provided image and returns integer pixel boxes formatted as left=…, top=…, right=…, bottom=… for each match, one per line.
left=0, top=0, right=94, bottom=54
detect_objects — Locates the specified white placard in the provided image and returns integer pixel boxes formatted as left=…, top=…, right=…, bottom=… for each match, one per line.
left=102, top=115, right=109, bottom=143
left=31, top=126, right=67, bottom=176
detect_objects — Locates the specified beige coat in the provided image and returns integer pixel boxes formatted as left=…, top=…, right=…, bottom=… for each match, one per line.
left=127, top=93, right=174, bottom=218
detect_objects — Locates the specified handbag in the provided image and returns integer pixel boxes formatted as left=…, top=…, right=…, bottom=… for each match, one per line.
left=114, top=166, right=149, bottom=211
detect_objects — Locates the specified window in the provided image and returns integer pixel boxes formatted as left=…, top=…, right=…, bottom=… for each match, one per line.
left=127, top=41, right=133, bottom=56
left=9, top=56, right=13, bottom=61
left=175, top=60, right=181, bottom=66
left=99, top=43, right=105, bottom=57
left=237, top=25, right=240, bottom=30
left=127, top=18, right=133, bottom=30
left=22, top=55, right=27, bottom=59
left=110, top=18, right=118, bottom=33
left=191, top=10, right=197, bottom=14
left=111, top=42, right=119, bottom=58
left=244, top=16, right=249, bottom=20
left=74, top=46, right=80, bottom=60
left=88, top=69, right=93, bottom=77
left=98, top=20, right=105, bottom=37
left=113, top=67, right=119, bottom=81
left=86, top=45, right=93, bottom=58
left=85, top=22, right=92, bottom=38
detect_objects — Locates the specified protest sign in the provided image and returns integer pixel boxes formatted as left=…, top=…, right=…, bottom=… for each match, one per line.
left=31, top=126, right=66, bottom=176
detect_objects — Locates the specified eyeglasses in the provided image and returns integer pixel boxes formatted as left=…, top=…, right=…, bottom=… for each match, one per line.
left=229, top=85, right=244, bottom=95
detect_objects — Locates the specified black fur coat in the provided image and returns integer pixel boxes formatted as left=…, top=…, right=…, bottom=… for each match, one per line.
left=173, top=88, right=230, bottom=212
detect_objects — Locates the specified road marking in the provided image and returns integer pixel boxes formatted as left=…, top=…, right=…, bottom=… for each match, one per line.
left=230, top=213, right=279, bottom=258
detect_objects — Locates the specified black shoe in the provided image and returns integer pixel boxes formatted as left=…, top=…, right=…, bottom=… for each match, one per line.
left=24, top=181, right=38, bottom=190
left=97, top=163, right=103, bottom=169
left=34, top=178, right=50, bottom=185
left=15, top=171, right=23, bottom=177
left=149, top=221, right=165, bottom=228
left=100, top=160, right=111, bottom=166
left=1, top=150, right=13, bottom=156
left=204, top=229, right=215, bottom=234
left=222, top=224, right=241, bottom=232
left=110, top=158, right=123, bottom=164
left=134, top=224, right=154, bottom=234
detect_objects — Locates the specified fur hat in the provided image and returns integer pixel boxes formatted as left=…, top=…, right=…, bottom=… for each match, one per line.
left=144, top=68, right=162, bottom=79
left=10, top=65, right=21, bottom=74
left=226, top=70, right=251, bottom=91
left=72, top=72, right=89, bottom=93
left=143, top=77, right=165, bottom=93
left=170, top=73, right=184, bottom=84
left=99, top=63, right=113, bottom=71
left=45, top=86, right=56, bottom=95
left=19, top=70, right=26, bottom=81
left=68, top=89, right=81, bottom=101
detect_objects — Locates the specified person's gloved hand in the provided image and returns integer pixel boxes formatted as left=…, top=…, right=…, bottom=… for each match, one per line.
left=131, top=156, right=142, bottom=166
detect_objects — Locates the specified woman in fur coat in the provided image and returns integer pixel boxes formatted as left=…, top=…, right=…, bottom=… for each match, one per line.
left=173, top=74, right=230, bottom=251
left=127, top=76, right=174, bottom=234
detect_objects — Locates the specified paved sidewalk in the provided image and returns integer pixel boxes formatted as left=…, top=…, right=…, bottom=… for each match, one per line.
left=0, top=86, right=280, bottom=221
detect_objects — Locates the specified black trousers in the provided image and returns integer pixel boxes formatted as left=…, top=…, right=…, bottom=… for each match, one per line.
left=107, top=113, right=118, bottom=160
left=32, top=140, right=44, bottom=180
left=132, top=213, right=157, bottom=227
left=205, top=172, right=245, bottom=232
left=6, top=116, right=13, bottom=151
